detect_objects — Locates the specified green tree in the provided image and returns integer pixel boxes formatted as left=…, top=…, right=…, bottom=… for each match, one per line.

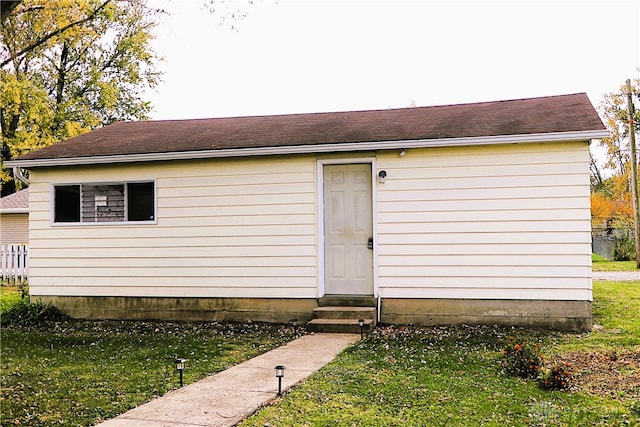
left=1, top=0, right=162, bottom=195
left=596, top=75, right=639, bottom=177
left=592, top=74, right=640, bottom=260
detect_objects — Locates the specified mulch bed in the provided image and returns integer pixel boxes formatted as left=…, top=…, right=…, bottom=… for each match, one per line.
left=558, top=350, right=640, bottom=400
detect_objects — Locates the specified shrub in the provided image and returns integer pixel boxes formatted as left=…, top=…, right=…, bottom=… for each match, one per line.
left=613, top=234, right=635, bottom=261
left=501, top=336, right=544, bottom=379
left=539, top=362, right=573, bottom=390
left=0, top=299, right=68, bottom=326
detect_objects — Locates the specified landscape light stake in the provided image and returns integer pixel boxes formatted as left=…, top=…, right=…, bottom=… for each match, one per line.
left=358, top=319, right=365, bottom=339
left=175, top=358, right=187, bottom=387
left=275, top=365, right=285, bottom=396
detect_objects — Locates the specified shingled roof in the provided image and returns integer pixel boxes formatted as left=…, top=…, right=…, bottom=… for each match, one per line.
left=9, top=93, right=607, bottom=167
left=0, top=189, right=29, bottom=213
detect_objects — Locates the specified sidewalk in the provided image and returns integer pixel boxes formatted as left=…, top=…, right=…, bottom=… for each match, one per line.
left=592, top=271, right=640, bottom=281
left=95, top=333, right=359, bottom=427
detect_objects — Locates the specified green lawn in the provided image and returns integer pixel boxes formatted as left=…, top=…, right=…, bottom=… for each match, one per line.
left=0, top=285, right=23, bottom=313
left=1, top=282, right=639, bottom=426
left=0, top=291, right=300, bottom=426
left=240, top=281, right=640, bottom=427
left=592, top=254, right=638, bottom=271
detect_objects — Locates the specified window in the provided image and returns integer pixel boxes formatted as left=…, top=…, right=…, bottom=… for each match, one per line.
left=53, top=182, right=155, bottom=223
left=54, top=185, right=80, bottom=222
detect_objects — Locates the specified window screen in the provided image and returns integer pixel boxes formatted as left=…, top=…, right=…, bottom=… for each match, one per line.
left=82, top=184, right=125, bottom=222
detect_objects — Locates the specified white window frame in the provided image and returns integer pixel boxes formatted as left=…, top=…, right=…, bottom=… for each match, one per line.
left=50, top=180, right=157, bottom=226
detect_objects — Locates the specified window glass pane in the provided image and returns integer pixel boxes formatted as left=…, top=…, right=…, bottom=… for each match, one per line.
left=54, top=185, right=80, bottom=222
left=82, top=184, right=125, bottom=222
left=127, top=182, right=155, bottom=221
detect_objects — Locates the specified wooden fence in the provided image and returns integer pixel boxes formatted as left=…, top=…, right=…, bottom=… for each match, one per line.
left=1, top=244, right=29, bottom=285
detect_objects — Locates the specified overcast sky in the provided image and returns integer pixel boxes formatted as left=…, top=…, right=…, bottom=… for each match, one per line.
left=146, top=0, right=639, bottom=121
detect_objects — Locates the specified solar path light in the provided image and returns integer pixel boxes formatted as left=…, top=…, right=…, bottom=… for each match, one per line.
left=275, top=365, right=285, bottom=395
left=358, top=319, right=365, bottom=339
left=175, top=358, right=187, bottom=387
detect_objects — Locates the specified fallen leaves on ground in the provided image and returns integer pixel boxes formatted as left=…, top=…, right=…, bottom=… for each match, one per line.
left=559, top=350, right=640, bottom=400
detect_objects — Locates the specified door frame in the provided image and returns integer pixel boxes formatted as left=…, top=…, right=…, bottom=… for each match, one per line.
left=317, top=158, right=378, bottom=298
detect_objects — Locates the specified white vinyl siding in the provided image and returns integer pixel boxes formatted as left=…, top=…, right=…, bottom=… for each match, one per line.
left=28, top=157, right=317, bottom=298
left=375, top=142, right=592, bottom=301
left=26, top=140, right=592, bottom=304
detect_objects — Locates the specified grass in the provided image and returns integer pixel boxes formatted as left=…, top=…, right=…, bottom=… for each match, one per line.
left=242, top=330, right=637, bottom=426
left=240, top=281, right=640, bottom=427
left=591, top=253, right=638, bottom=271
left=2, top=280, right=639, bottom=426
left=567, top=280, right=640, bottom=352
left=0, top=287, right=300, bottom=427
left=0, top=285, right=23, bottom=313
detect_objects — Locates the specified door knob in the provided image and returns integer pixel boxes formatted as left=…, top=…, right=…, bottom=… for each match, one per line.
left=367, top=237, right=374, bottom=250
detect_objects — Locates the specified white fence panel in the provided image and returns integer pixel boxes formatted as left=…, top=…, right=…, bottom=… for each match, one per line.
left=1, top=244, right=29, bottom=284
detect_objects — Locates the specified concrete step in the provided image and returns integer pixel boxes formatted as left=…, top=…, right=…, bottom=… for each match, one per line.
left=307, top=306, right=377, bottom=334
left=312, top=306, right=376, bottom=320
left=306, top=318, right=375, bottom=334
left=318, top=296, right=376, bottom=307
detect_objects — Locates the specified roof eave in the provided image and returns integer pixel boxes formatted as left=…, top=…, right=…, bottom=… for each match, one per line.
left=5, top=129, right=610, bottom=168
left=0, top=208, right=29, bottom=214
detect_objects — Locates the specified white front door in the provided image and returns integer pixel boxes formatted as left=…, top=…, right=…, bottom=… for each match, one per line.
left=323, top=164, right=373, bottom=295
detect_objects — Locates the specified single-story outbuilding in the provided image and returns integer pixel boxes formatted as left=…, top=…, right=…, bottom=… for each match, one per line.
left=6, top=93, right=609, bottom=331
left=0, top=188, right=29, bottom=245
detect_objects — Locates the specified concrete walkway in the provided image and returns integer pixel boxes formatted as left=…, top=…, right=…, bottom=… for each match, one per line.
left=592, top=271, right=640, bottom=281
left=96, top=333, right=359, bottom=427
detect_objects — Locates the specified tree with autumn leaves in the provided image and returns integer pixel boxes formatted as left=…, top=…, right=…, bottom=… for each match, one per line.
left=0, top=0, right=162, bottom=195
left=591, top=74, right=640, bottom=260
left=1, top=2, right=638, bottom=260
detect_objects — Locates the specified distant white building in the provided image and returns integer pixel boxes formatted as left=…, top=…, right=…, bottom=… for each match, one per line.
left=0, top=189, right=29, bottom=245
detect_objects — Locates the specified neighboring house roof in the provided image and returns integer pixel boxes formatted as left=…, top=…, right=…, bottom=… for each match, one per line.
left=0, top=189, right=29, bottom=213
left=7, top=93, right=608, bottom=168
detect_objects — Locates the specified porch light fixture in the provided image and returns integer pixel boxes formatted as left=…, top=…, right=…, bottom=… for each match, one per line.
left=377, top=170, right=387, bottom=184
left=175, top=358, right=187, bottom=387
left=399, top=149, right=407, bottom=157
left=275, top=365, right=286, bottom=395
left=358, top=319, right=365, bottom=339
